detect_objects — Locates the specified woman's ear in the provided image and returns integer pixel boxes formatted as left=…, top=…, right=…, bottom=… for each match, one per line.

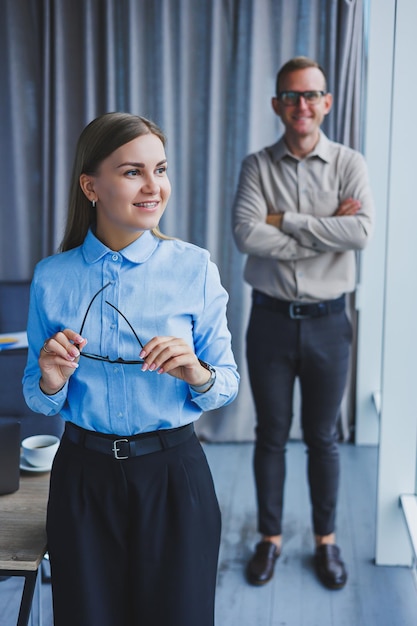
left=79, top=174, right=97, bottom=203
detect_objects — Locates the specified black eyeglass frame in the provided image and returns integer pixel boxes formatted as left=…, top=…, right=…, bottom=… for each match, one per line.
left=276, top=90, right=327, bottom=106
left=77, top=282, right=145, bottom=365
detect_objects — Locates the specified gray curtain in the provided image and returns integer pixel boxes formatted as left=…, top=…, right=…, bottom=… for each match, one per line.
left=0, top=0, right=365, bottom=441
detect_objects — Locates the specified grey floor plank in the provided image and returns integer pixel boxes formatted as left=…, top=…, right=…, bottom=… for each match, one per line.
left=206, top=441, right=417, bottom=626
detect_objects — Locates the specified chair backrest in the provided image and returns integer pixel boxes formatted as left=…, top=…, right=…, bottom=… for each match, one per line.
left=0, top=280, right=65, bottom=440
left=0, top=280, right=31, bottom=332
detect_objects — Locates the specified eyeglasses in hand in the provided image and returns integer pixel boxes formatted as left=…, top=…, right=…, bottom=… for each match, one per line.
left=277, top=90, right=326, bottom=106
left=77, top=282, right=145, bottom=364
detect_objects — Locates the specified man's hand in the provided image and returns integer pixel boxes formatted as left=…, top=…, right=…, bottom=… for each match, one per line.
left=334, top=198, right=361, bottom=216
left=266, top=213, right=284, bottom=229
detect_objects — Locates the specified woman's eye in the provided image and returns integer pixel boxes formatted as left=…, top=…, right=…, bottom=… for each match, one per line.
left=125, top=169, right=140, bottom=177
left=156, top=166, right=167, bottom=175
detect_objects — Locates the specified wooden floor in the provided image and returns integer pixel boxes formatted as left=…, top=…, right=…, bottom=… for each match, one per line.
left=1, top=442, right=416, bottom=625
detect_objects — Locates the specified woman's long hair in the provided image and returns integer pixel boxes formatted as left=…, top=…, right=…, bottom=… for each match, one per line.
left=59, top=112, right=170, bottom=252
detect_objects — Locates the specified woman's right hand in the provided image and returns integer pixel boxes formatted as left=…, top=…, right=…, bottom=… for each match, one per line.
left=38, top=330, right=87, bottom=395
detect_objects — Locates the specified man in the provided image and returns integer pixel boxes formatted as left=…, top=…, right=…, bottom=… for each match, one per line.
left=232, top=57, right=374, bottom=590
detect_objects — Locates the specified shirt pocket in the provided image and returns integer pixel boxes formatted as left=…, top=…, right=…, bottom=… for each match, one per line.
left=309, top=190, right=339, bottom=217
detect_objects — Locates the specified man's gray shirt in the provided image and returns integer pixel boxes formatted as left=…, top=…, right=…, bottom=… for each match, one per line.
left=232, top=132, right=374, bottom=302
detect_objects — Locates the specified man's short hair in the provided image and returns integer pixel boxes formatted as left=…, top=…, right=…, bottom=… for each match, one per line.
left=276, top=56, right=328, bottom=96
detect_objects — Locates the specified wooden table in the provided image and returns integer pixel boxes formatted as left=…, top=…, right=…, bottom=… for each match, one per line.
left=0, top=471, right=50, bottom=626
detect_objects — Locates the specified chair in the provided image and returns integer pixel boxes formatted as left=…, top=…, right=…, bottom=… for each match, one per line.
left=0, top=281, right=64, bottom=440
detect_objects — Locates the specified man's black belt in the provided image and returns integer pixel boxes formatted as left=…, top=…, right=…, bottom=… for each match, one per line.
left=252, top=290, right=345, bottom=320
left=64, top=422, right=194, bottom=460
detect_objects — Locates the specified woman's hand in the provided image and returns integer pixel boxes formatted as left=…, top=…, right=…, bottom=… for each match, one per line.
left=39, top=330, right=87, bottom=395
left=140, top=336, right=212, bottom=386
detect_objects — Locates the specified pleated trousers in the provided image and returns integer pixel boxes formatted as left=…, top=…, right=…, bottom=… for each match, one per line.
left=46, top=430, right=221, bottom=626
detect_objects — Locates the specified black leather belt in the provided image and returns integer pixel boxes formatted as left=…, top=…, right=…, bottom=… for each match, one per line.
left=252, top=290, right=345, bottom=319
left=64, top=422, right=194, bottom=460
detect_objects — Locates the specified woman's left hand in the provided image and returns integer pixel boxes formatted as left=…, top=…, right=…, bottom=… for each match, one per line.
left=140, top=336, right=211, bottom=386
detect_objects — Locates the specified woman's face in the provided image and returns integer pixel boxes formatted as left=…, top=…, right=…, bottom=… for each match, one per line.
left=81, top=133, right=171, bottom=250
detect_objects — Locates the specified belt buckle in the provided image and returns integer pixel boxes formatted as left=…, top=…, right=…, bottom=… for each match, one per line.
left=289, top=302, right=309, bottom=319
left=112, top=438, right=129, bottom=460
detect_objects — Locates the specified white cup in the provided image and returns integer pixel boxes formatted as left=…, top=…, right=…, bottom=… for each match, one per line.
left=21, top=434, right=60, bottom=468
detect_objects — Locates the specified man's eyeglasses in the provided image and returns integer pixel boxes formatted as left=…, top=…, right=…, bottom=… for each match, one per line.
left=277, top=90, right=326, bottom=106
left=77, top=282, right=145, bottom=364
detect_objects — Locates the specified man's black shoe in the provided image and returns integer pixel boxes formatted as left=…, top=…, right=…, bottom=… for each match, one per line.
left=314, top=544, right=347, bottom=590
left=246, top=540, right=280, bottom=586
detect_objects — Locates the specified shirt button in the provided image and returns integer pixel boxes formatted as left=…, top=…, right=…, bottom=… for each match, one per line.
left=112, top=254, right=119, bottom=261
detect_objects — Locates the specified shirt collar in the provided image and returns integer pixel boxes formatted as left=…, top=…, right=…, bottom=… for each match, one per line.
left=82, top=229, right=159, bottom=265
left=271, top=131, right=331, bottom=163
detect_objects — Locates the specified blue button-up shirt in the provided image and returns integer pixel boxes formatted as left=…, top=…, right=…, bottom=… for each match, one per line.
left=23, top=230, right=239, bottom=435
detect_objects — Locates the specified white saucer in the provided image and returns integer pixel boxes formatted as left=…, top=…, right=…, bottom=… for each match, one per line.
left=20, top=456, right=52, bottom=473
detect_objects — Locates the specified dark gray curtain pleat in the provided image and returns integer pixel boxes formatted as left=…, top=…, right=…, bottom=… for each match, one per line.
left=221, top=0, right=253, bottom=291
left=183, top=2, right=214, bottom=246
left=196, top=0, right=254, bottom=441
left=0, top=0, right=42, bottom=275
left=0, top=0, right=365, bottom=440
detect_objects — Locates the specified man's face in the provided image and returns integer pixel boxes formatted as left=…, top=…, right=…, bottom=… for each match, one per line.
left=272, top=67, right=332, bottom=141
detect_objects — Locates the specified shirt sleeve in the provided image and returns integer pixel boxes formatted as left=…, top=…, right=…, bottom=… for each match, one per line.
left=281, top=151, right=374, bottom=252
left=22, top=271, right=69, bottom=416
left=232, top=154, right=322, bottom=261
left=187, top=256, right=239, bottom=412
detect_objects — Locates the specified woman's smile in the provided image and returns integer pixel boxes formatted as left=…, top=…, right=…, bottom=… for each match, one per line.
left=134, top=200, right=160, bottom=211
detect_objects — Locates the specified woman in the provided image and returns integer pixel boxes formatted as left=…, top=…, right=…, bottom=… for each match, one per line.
left=23, top=112, right=239, bottom=626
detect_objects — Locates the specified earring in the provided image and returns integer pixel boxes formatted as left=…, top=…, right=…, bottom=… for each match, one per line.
left=92, top=200, right=96, bottom=208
